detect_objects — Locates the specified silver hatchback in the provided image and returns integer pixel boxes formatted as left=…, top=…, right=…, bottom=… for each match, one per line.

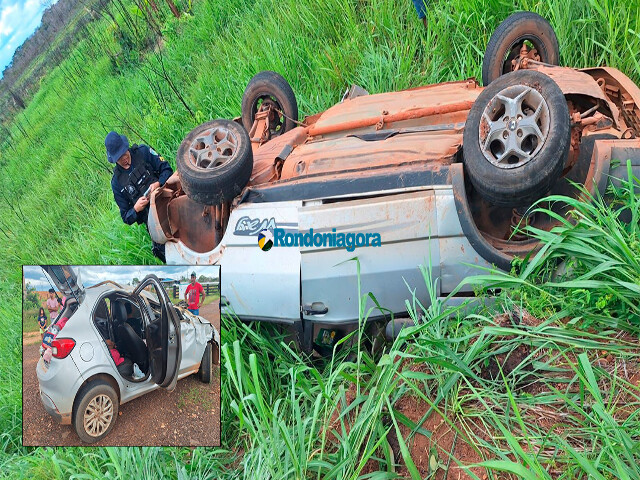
left=36, top=266, right=220, bottom=443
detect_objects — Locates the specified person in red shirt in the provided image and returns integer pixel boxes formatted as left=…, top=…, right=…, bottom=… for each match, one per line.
left=184, top=272, right=205, bottom=315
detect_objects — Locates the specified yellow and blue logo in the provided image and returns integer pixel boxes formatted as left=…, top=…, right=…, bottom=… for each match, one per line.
left=258, top=229, right=274, bottom=251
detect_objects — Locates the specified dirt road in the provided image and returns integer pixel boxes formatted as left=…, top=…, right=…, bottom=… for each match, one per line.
left=22, top=301, right=221, bottom=447
left=199, top=300, right=220, bottom=332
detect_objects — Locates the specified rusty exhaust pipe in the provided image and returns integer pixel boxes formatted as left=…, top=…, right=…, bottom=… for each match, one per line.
left=308, top=101, right=474, bottom=137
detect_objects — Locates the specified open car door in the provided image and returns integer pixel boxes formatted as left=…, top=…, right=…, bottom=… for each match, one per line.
left=134, top=275, right=181, bottom=391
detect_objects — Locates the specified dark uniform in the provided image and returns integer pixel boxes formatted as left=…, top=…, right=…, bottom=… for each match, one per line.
left=110, top=144, right=173, bottom=259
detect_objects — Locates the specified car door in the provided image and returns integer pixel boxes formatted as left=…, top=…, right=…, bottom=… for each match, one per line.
left=133, top=275, right=181, bottom=391
left=299, top=189, right=439, bottom=325
left=219, top=201, right=302, bottom=324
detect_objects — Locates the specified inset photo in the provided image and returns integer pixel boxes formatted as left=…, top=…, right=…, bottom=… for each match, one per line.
left=22, top=265, right=221, bottom=447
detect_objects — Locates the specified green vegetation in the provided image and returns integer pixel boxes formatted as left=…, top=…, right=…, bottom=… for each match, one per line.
left=2, top=0, right=640, bottom=478
left=22, top=309, right=42, bottom=334
left=167, top=290, right=220, bottom=305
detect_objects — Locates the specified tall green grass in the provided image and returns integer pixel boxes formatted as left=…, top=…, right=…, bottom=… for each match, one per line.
left=466, top=162, right=640, bottom=327
left=3, top=0, right=640, bottom=478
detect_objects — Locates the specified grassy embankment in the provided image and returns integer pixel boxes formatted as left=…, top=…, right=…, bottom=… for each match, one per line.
left=1, top=0, right=639, bottom=477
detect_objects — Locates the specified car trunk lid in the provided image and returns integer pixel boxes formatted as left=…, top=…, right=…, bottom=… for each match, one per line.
left=41, top=266, right=85, bottom=303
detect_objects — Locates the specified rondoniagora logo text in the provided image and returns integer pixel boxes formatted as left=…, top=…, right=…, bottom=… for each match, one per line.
left=271, top=228, right=381, bottom=252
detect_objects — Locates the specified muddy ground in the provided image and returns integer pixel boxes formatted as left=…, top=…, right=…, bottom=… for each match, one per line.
left=22, top=301, right=221, bottom=447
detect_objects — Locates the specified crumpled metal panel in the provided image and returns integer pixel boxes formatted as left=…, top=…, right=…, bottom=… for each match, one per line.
left=177, top=308, right=213, bottom=373
left=167, top=196, right=219, bottom=254
left=536, top=65, right=620, bottom=123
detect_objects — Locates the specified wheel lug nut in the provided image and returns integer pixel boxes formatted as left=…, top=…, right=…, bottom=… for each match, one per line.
left=503, top=131, right=509, bottom=139
left=517, top=129, right=523, bottom=137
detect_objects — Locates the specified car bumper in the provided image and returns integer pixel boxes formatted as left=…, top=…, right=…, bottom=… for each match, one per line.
left=36, top=355, right=84, bottom=425
left=39, top=389, right=71, bottom=424
left=165, top=240, right=222, bottom=265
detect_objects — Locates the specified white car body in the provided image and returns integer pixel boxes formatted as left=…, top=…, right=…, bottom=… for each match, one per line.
left=36, top=267, right=220, bottom=439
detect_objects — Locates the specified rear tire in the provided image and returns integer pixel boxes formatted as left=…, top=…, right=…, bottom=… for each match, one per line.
left=176, top=119, right=253, bottom=205
left=198, top=342, right=212, bottom=384
left=463, top=70, right=570, bottom=207
left=482, top=11, right=560, bottom=86
left=73, top=380, right=119, bottom=444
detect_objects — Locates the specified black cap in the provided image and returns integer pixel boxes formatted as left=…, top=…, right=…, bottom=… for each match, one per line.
left=105, top=131, right=130, bottom=164
left=191, top=272, right=196, bottom=278
left=48, top=288, right=55, bottom=293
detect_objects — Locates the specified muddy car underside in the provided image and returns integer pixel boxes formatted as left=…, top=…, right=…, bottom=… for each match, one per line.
left=149, top=64, right=640, bottom=268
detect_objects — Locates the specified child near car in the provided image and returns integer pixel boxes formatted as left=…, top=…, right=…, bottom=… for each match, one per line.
left=37, top=308, right=47, bottom=338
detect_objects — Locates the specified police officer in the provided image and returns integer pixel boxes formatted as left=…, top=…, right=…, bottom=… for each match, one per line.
left=106, top=131, right=173, bottom=262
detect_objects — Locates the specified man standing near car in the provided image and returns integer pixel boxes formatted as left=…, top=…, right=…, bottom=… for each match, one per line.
left=184, top=272, right=205, bottom=315
left=45, top=289, right=59, bottom=320
left=106, top=131, right=173, bottom=263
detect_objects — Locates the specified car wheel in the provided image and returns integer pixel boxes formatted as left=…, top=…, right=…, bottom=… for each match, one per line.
left=176, top=119, right=253, bottom=205
left=463, top=70, right=570, bottom=207
left=241, top=71, right=298, bottom=138
left=198, top=342, right=213, bottom=384
left=482, top=11, right=559, bottom=86
left=73, top=380, right=119, bottom=444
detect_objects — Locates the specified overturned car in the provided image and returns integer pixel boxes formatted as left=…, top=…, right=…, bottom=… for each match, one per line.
left=148, top=12, right=640, bottom=354
left=36, top=266, right=220, bottom=443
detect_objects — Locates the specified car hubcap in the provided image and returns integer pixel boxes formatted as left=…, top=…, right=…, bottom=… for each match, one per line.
left=479, top=84, right=550, bottom=169
left=83, top=394, right=114, bottom=437
left=189, top=126, right=238, bottom=170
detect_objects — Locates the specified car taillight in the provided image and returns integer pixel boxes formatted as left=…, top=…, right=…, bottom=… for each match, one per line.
left=51, top=338, right=75, bottom=359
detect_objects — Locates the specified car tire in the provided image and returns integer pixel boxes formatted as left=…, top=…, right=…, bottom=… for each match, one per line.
left=241, top=71, right=298, bottom=137
left=482, top=11, right=560, bottom=86
left=73, top=380, right=119, bottom=444
left=198, top=342, right=213, bottom=384
left=176, top=119, right=253, bottom=205
left=463, top=70, right=570, bottom=207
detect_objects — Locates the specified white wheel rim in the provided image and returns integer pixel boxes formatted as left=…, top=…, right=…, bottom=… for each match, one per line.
left=479, top=84, right=550, bottom=169
left=188, top=126, right=238, bottom=170
left=83, top=394, right=114, bottom=437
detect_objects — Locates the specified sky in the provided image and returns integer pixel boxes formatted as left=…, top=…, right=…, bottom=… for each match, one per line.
left=0, top=0, right=59, bottom=73
left=23, top=266, right=220, bottom=291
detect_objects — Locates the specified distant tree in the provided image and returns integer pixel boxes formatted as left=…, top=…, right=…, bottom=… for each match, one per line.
left=24, top=282, right=41, bottom=310
left=8, top=89, right=25, bottom=109
left=132, top=277, right=140, bottom=285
